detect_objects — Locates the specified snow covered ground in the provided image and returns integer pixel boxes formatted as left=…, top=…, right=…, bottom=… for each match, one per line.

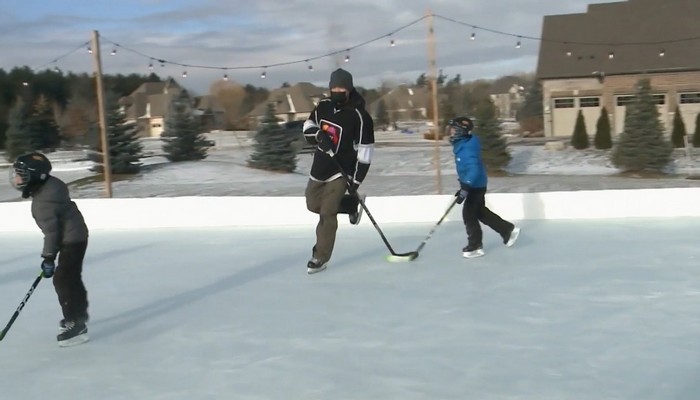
left=1, top=139, right=700, bottom=201
left=2, top=218, right=700, bottom=399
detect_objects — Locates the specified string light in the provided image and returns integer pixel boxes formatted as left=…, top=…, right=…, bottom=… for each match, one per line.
left=182, top=70, right=187, bottom=78
left=223, top=71, right=229, bottom=81
left=24, top=12, right=700, bottom=82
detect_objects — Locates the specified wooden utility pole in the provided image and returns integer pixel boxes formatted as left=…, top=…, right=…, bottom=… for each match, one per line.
left=426, top=10, right=442, bottom=194
left=91, top=30, right=113, bottom=198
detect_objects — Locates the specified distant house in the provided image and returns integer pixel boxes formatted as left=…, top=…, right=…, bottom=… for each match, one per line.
left=537, top=0, right=700, bottom=137
left=120, top=78, right=225, bottom=137
left=368, top=85, right=430, bottom=123
left=247, top=82, right=327, bottom=127
left=487, top=76, right=528, bottom=120
left=193, top=95, right=226, bottom=132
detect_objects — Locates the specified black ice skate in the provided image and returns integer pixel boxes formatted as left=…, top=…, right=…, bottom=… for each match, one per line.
left=504, top=226, right=521, bottom=247
left=462, top=244, right=485, bottom=258
left=349, top=194, right=365, bottom=225
left=307, top=257, right=327, bottom=274
left=57, top=320, right=89, bottom=347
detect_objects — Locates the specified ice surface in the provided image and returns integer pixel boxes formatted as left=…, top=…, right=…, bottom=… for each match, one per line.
left=2, top=218, right=700, bottom=399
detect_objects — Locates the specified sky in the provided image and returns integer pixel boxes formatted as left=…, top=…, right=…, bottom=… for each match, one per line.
left=0, top=0, right=617, bottom=95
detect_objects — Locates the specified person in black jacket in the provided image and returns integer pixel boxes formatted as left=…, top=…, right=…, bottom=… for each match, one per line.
left=302, top=68, right=375, bottom=274
left=10, top=152, right=90, bottom=346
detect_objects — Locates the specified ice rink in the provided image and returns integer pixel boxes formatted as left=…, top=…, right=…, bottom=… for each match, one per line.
left=2, top=217, right=700, bottom=399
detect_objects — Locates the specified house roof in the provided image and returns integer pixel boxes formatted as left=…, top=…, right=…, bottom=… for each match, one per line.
left=368, top=85, right=430, bottom=113
left=537, top=0, right=700, bottom=80
left=122, top=78, right=183, bottom=120
left=248, top=82, right=327, bottom=117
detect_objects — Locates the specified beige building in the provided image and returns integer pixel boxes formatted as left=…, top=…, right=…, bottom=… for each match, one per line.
left=487, top=76, right=528, bottom=120
left=368, top=85, right=430, bottom=124
left=537, top=0, right=700, bottom=137
left=247, top=82, right=326, bottom=126
left=120, top=79, right=224, bottom=137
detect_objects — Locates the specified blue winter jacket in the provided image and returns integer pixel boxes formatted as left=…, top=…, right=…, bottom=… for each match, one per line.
left=451, top=133, right=487, bottom=188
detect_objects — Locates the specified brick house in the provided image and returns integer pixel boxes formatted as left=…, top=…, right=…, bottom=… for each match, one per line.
left=537, top=0, right=700, bottom=137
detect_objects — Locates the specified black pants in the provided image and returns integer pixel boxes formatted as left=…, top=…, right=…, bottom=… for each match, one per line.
left=54, top=240, right=89, bottom=322
left=462, top=187, right=514, bottom=247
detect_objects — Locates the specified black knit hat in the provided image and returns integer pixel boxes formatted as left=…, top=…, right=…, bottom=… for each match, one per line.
left=329, top=68, right=354, bottom=91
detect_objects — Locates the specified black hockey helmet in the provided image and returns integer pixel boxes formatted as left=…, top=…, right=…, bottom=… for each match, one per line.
left=10, top=152, right=52, bottom=191
left=446, top=116, right=474, bottom=141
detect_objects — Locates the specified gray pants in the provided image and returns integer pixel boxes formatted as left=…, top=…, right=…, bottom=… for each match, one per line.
left=305, top=178, right=348, bottom=263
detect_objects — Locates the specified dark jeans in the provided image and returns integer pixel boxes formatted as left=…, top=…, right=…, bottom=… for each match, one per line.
left=462, top=187, right=514, bottom=247
left=305, top=178, right=354, bottom=263
left=54, top=240, right=89, bottom=322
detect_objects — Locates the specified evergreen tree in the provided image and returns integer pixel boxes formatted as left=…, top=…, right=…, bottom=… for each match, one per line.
left=247, top=103, right=297, bottom=172
left=28, top=94, right=60, bottom=149
left=375, top=99, right=389, bottom=128
left=473, top=98, right=511, bottom=171
left=571, top=110, right=589, bottom=149
left=611, top=78, right=672, bottom=172
left=94, top=95, right=143, bottom=174
left=593, top=106, right=612, bottom=149
left=694, top=113, right=700, bottom=148
left=671, top=106, right=687, bottom=148
left=162, top=90, right=209, bottom=162
left=4, top=96, right=35, bottom=161
left=517, top=80, right=544, bottom=134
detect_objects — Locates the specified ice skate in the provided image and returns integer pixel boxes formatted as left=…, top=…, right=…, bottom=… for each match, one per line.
left=462, top=244, right=485, bottom=258
left=505, top=227, right=521, bottom=247
left=57, top=320, right=89, bottom=347
left=307, top=258, right=327, bottom=274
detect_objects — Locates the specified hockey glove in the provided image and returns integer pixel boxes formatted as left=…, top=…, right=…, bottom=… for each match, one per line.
left=316, top=132, right=334, bottom=154
left=455, top=188, right=468, bottom=204
left=41, top=257, right=56, bottom=278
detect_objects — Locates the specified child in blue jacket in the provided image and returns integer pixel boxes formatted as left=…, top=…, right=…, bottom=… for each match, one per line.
left=448, top=117, right=520, bottom=258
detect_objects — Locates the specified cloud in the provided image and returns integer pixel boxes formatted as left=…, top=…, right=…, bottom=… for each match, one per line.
left=0, top=0, right=615, bottom=92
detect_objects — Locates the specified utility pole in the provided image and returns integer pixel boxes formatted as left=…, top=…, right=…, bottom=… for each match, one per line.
left=91, top=30, right=113, bottom=198
left=426, top=10, right=442, bottom=194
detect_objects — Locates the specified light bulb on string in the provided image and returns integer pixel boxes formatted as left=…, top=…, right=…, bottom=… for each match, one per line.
left=182, top=70, right=187, bottom=78
left=608, top=51, right=614, bottom=59
left=659, top=49, right=665, bottom=57
left=87, top=46, right=93, bottom=54
left=261, top=68, right=267, bottom=79
left=307, top=60, right=314, bottom=71
left=22, top=81, right=28, bottom=86
left=344, top=52, right=350, bottom=63
left=223, top=71, right=229, bottom=81
left=470, top=30, right=476, bottom=41
left=390, top=37, right=395, bottom=47
left=148, top=61, right=154, bottom=70
left=515, top=37, right=521, bottom=49
left=110, top=48, right=117, bottom=56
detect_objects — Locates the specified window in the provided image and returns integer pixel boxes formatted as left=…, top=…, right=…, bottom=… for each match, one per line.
left=151, top=123, right=162, bottom=128
left=554, top=98, right=574, bottom=108
left=616, top=94, right=665, bottom=106
left=579, top=97, right=600, bottom=107
left=652, top=94, right=665, bottom=105
left=680, top=93, right=700, bottom=104
left=616, top=95, right=635, bottom=106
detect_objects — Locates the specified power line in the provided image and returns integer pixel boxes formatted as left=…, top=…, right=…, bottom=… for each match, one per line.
left=433, top=14, right=700, bottom=46
left=32, top=41, right=91, bottom=71
left=97, top=15, right=428, bottom=71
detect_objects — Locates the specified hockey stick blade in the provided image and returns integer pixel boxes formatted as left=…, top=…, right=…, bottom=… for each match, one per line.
left=386, top=251, right=419, bottom=263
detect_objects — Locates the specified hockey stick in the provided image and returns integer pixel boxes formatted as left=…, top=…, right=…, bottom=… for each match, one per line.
left=387, top=196, right=459, bottom=262
left=328, top=154, right=416, bottom=262
left=0, top=271, right=43, bottom=342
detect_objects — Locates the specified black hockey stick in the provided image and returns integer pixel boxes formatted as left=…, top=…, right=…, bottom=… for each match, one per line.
left=328, top=155, right=416, bottom=262
left=0, top=271, right=43, bottom=342
left=394, top=196, right=460, bottom=261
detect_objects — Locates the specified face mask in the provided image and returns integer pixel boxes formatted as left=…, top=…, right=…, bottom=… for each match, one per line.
left=330, top=92, right=347, bottom=105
